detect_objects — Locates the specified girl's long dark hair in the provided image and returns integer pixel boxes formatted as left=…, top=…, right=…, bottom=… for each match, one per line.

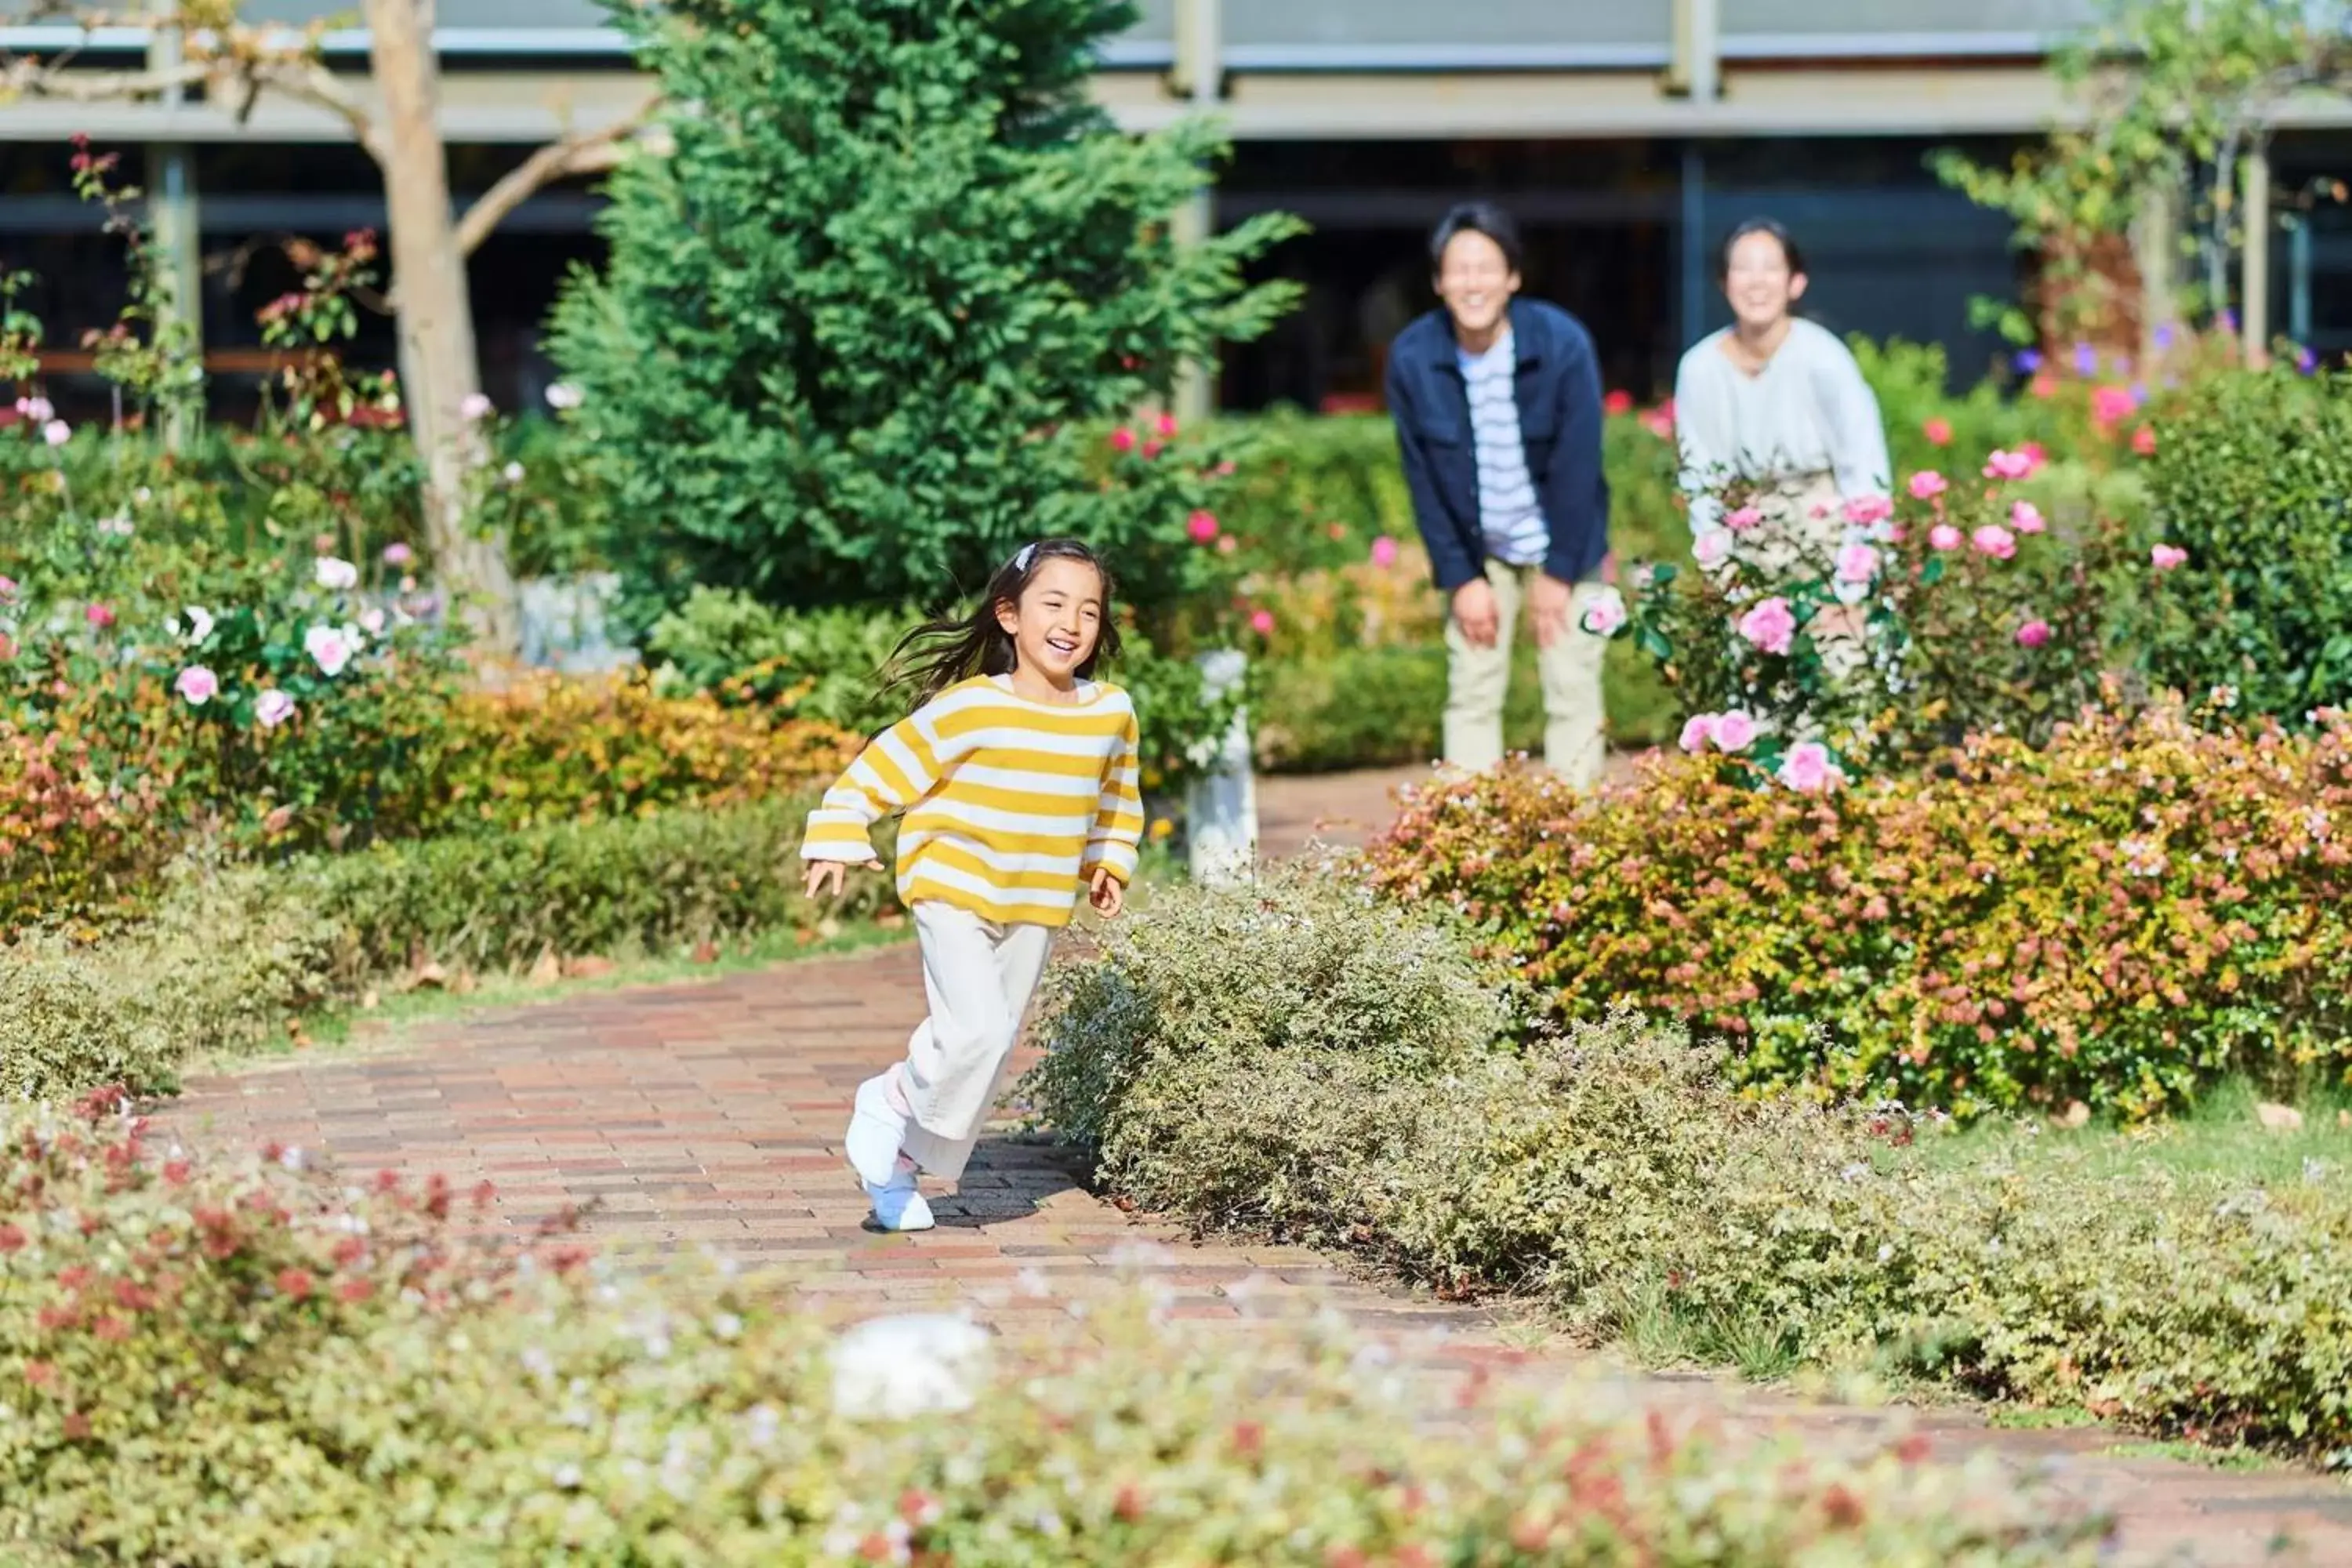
left=877, top=538, right=1123, bottom=712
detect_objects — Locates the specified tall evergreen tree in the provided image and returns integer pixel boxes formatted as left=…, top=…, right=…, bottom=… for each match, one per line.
left=552, top=0, right=1301, bottom=622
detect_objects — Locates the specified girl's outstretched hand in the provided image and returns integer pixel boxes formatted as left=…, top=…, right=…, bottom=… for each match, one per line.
left=804, top=858, right=883, bottom=901
left=1088, top=866, right=1125, bottom=919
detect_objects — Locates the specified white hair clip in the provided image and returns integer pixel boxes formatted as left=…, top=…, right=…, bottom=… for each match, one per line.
left=1011, top=543, right=1037, bottom=572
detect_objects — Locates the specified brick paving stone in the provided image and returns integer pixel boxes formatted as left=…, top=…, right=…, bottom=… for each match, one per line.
left=155, top=779, right=2352, bottom=1566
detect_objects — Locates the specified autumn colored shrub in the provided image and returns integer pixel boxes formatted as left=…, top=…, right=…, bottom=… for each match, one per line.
left=1362, top=701, right=2352, bottom=1120
left=0, top=1091, right=2112, bottom=1564
left=409, top=672, right=856, bottom=837
left=1033, top=873, right=2352, bottom=1459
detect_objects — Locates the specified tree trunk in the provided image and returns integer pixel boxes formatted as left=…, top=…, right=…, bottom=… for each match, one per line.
left=364, top=0, right=518, bottom=656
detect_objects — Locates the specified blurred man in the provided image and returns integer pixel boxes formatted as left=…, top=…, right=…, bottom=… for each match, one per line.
left=1384, top=201, right=1612, bottom=783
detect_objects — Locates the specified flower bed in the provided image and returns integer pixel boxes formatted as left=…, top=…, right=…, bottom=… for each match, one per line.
left=1027, top=871, right=2352, bottom=1461
left=1361, top=702, right=2352, bottom=1120
left=0, top=1088, right=2113, bottom=1563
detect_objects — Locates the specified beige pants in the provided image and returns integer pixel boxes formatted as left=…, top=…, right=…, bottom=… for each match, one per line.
left=898, top=902, right=1055, bottom=1182
left=1443, top=558, right=1609, bottom=786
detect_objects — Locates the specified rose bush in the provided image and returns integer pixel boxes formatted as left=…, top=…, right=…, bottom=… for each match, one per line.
left=0, top=1087, right=2114, bottom=1564
left=1363, top=699, right=2352, bottom=1120
left=1632, top=449, right=2150, bottom=779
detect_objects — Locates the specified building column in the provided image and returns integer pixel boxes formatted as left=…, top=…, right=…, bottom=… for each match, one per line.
left=1170, top=0, right=1219, bottom=423
left=2241, top=145, right=2271, bottom=366
left=1669, top=0, right=1722, bottom=103
left=147, top=1, right=202, bottom=442
left=1679, top=144, right=1707, bottom=358
left=2132, top=176, right=2177, bottom=366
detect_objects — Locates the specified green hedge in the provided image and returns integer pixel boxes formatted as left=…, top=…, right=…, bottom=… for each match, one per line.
left=1027, top=871, right=2352, bottom=1460
left=0, top=1090, right=2114, bottom=1563
left=0, top=797, right=892, bottom=1102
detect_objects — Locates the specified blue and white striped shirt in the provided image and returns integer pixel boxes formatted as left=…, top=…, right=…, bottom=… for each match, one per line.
left=1457, top=329, right=1549, bottom=567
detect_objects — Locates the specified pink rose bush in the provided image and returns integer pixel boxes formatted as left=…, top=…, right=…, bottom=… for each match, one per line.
left=1628, top=441, right=2146, bottom=782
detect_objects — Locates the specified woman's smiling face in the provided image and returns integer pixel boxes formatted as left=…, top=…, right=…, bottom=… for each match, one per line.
left=1723, top=229, right=1807, bottom=332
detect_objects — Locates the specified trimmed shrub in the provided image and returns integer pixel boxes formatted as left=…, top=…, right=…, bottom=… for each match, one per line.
left=2141, top=366, right=2352, bottom=720
left=1030, top=873, right=2352, bottom=1458
left=299, top=796, right=894, bottom=977
left=410, top=673, right=856, bottom=837
left=0, top=797, right=890, bottom=1098
left=1363, top=702, right=2352, bottom=1120
left=0, top=1092, right=2114, bottom=1563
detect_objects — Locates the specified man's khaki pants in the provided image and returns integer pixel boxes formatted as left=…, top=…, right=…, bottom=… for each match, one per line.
left=1443, top=558, right=1609, bottom=786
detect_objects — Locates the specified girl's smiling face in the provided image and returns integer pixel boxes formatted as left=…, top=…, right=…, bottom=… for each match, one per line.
left=996, top=556, right=1104, bottom=687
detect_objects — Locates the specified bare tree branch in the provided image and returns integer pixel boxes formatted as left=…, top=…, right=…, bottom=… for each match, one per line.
left=252, top=56, right=390, bottom=162
left=451, top=102, right=662, bottom=258
left=0, top=54, right=209, bottom=101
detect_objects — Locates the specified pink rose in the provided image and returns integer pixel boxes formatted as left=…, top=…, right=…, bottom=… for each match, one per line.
left=2091, top=385, right=2138, bottom=425
left=42, top=419, right=70, bottom=448
left=1971, top=524, right=2016, bottom=561
left=1369, top=535, right=1399, bottom=568
left=459, top=393, right=493, bottom=422
left=1834, top=543, right=1879, bottom=583
left=1215, top=535, right=1237, bottom=555
left=1776, top=740, right=1842, bottom=793
left=2132, top=425, right=2158, bottom=456
left=1578, top=586, right=1628, bottom=637
left=1142, top=438, right=1164, bottom=459
left=1679, top=713, right=1718, bottom=753
left=255, top=689, right=297, bottom=729
left=2151, top=544, right=2188, bottom=572
left=1983, top=448, right=2039, bottom=481
left=1842, top=495, right=1893, bottom=527
left=1185, top=510, right=1218, bottom=543
left=85, top=602, right=114, bottom=629
left=0, top=575, right=15, bottom=603
left=1929, top=524, right=1963, bottom=551
left=383, top=542, right=414, bottom=566
left=1724, top=506, right=1763, bottom=533
left=1711, top=710, right=1758, bottom=752
left=2016, top=619, right=2052, bottom=648
left=1248, top=608, right=1274, bottom=635
left=2009, top=501, right=2045, bottom=534
left=1155, top=413, right=1178, bottom=438
left=1907, top=471, right=1948, bottom=500
left=1693, top=529, right=1732, bottom=568
left=1736, top=596, right=1796, bottom=657
left=1109, top=427, right=1137, bottom=453
left=2023, top=441, right=2049, bottom=466
left=173, top=665, right=220, bottom=706
left=1922, top=418, right=1953, bottom=447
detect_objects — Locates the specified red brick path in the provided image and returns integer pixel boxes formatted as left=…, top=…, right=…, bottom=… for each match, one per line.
left=158, top=770, right=2352, bottom=1566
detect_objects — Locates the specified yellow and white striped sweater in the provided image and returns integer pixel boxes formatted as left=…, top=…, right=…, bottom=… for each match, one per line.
left=800, top=675, right=1145, bottom=928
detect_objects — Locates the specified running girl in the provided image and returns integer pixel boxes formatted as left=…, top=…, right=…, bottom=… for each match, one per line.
left=800, top=539, right=1144, bottom=1232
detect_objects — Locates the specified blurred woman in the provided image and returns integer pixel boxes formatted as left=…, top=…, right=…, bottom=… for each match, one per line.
left=1673, top=220, right=1889, bottom=564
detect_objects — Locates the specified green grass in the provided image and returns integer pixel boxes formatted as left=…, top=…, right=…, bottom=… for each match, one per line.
left=1893, top=1079, right=2352, bottom=1186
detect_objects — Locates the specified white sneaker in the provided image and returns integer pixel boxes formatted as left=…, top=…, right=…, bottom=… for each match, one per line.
left=867, top=1167, right=935, bottom=1232
left=844, top=1073, right=910, bottom=1188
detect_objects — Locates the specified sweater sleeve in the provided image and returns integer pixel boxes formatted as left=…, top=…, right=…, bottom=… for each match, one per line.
left=1674, top=348, right=1730, bottom=538
left=1809, top=330, right=1893, bottom=506
left=800, top=704, right=953, bottom=863
left=1386, top=351, right=1483, bottom=594
left=1080, top=708, right=1145, bottom=886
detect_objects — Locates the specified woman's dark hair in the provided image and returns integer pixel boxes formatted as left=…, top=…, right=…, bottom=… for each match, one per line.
left=1717, top=217, right=1805, bottom=281
left=1428, top=201, right=1524, bottom=274
left=878, top=538, right=1123, bottom=712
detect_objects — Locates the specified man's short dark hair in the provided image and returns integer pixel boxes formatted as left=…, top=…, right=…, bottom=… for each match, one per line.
left=1428, top=201, right=1524, bottom=274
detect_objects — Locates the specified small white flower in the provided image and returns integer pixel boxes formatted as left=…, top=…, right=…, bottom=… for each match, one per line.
left=313, top=556, right=360, bottom=592
left=460, top=392, right=494, bottom=422
left=546, top=382, right=584, bottom=411
left=503, top=460, right=526, bottom=485
left=278, top=1145, right=304, bottom=1171
left=1877, top=1243, right=1895, bottom=1262
left=552, top=1462, right=583, bottom=1490
left=830, top=1313, right=991, bottom=1420
left=358, top=607, right=387, bottom=637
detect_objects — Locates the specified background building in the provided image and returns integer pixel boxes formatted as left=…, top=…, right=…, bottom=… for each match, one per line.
left=4, top=0, right=2350, bottom=416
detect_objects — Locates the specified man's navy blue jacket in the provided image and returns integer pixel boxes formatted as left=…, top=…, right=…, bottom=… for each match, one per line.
left=1383, top=299, right=1611, bottom=594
